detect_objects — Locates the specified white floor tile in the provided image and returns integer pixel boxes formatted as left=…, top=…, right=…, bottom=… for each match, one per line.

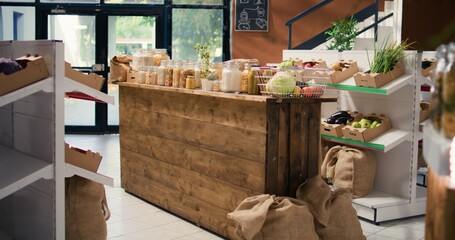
left=373, top=225, right=425, bottom=240
left=124, top=227, right=185, bottom=240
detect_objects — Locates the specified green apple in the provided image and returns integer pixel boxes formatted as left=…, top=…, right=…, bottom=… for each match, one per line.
left=351, top=122, right=361, bottom=128
left=361, top=121, right=371, bottom=128
left=370, top=120, right=379, bottom=128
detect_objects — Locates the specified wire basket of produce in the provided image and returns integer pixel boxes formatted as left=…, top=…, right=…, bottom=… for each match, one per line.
left=256, top=68, right=330, bottom=98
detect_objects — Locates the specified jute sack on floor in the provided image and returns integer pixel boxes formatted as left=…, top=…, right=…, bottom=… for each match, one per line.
left=296, top=175, right=366, bottom=240
left=66, top=176, right=110, bottom=240
left=321, top=145, right=376, bottom=198
left=227, top=194, right=319, bottom=240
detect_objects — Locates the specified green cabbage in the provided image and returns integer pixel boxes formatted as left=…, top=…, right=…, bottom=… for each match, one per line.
left=266, top=71, right=296, bottom=93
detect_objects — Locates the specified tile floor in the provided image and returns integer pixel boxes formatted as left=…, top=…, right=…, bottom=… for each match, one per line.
left=65, top=134, right=427, bottom=240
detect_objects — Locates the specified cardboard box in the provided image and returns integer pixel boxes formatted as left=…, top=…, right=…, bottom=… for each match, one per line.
left=320, top=110, right=363, bottom=137
left=312, top=60, right=360, bottom=84
left=127, top=70, right=138, bottom=83
left=342, top=113, right=392, bottom=142
left=0, top=54, right=49, bottom=96
left=353, top=62, right=405, bottom=88
left=421, top=59, right=436, bottom=78
left=65, top=143, right=102, bottom=173
left=65, top=61, right=105, bottom=90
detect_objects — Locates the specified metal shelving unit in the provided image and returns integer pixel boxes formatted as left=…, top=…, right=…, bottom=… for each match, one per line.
left=283, top=49, right=426, bottom=223
left=0, top=40, right=114, bottom=239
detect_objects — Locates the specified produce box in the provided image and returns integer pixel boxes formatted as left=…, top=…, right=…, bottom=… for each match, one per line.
left=0, top=54, right=49, bottom=96
left=65, top=61, right=105, bottom=90
left=65, top=143, right=102, bottom=173
left=353, top=62, right=405, bottom=88
left=421, top=59, right=436, bottom=78
left=342, top=113, right=392, bottom=142
left=313, top=60, right=359, bottom=84
left=320, top=110, right=363, bottom=137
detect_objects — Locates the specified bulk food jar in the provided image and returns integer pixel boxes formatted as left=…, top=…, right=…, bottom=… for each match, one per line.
left=221, top=62, right=242, bottom=93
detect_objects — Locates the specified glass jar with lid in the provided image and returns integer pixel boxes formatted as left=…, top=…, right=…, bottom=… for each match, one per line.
left=431, top=45, right=448, bottom=130
left=132, top=49, right=155, bottom=71
left=221, top=62, right=242, bottom=93
left=153, top=49, right=170, bottom=66
left=172, top=60, right=182, bottom=87
left=442, top=43, right=455, bottom=137
left=241, top=63, right=251, bottom=93
left=180, top=61, right=195, bottom=88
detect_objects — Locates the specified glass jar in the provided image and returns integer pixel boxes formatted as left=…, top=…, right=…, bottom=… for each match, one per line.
left=153, top=49, right=169, bottom=66
left=194, top=62, right=203, bottom=88
left=157, top=60, right=166, bottom=86
left=137, top=66, right=147, bottom=84
left=180, top=61, right=195, bottom=88
left=247, top=69, right=259, bottom=95
left=241, top=63, right=251, bottom=93
left=164, top=60, right=173, bottom=87
left=221, top=62, right=242, bottom=93
left=145, top=66, right=158, bottom=85
left=132, top=49, right=154, bottom=71
left=172, top=60, right=181, bottom=87
left=210, top=62, right=224, bottom=80
left=186, top=76, right=196, bottom=89
left=442, top=43, right=455, bottom=138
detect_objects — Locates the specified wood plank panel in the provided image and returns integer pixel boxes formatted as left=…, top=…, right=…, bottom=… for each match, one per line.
left=121, top=171, right=238, bottom=239
left=121, top=108, right=266, bottom=163
left=121, top=131, right=265, bottom=192
left=121, top=149, right=260, bottom=211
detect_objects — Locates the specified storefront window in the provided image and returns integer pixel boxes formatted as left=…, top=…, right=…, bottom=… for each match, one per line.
left=172, top=8, right=223, bottom=61
left=105, top=0, right=164, bottom=4
left=41, top=0, right=100, bottom=3
left=173, top=0, right=222, bottom=5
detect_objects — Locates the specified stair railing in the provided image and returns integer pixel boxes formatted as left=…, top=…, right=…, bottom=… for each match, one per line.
left=285, top=0, right=334, bottom=49
left=286, top=0, right=382, bottom=50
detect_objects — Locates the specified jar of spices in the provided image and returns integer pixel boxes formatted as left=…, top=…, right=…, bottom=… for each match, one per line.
left=186, top=76, right=196, bottom=89
left=241, top=63, right=251, bottom=93
left=221, top=62, right=242, bottom=93
left=172, top=60, right=181, bottom=87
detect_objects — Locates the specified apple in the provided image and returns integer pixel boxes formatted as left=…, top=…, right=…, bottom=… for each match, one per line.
left=351, top=122, right=361, bottom=128
left=361, top=121, right=371, bottom=128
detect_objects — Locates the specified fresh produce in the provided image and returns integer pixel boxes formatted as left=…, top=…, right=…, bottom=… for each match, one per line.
left=369, top=39, right=412, bottom=74
left=266, top=71, right=296, bottom=94
left=325, top=111, right=354, bottom=124
left=303, top=61, right=319, bottom=68
left=351, top=118, right=382, bottom=128
left=331, top=62, right=351, bottom=72
left=278, top=59, right=295, bottom=69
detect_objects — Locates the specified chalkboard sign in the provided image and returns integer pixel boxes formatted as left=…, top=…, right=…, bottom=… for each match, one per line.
left=235, top=0, right=269, bottom=32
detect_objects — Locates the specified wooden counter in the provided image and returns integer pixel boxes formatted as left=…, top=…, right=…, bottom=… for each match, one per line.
left=118, top=82, right=336, bottom=239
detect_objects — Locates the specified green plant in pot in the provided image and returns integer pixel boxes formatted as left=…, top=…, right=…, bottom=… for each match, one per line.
left=326, top=16, right=358, bottom=51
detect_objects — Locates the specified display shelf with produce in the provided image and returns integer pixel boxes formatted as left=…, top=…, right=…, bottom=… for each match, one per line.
left=283, top=49, right=425, bottom=223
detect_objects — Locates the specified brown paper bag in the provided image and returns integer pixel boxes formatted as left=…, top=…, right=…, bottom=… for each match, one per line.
left=109, top=55, right=131, bottom=82
left=227, top=194, right=318, bottom=240
left=296, top=175, right=366, bottom=240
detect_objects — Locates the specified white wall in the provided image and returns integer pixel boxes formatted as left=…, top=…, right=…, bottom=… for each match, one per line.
left=0, top=7, right=35, bottom=41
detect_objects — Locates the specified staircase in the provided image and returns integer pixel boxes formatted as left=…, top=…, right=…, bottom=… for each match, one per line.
left=287, top=0, right=396, bottom=51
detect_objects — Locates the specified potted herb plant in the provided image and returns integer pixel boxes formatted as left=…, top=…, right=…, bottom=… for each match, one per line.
left=326, top=16, right=358, bottom=52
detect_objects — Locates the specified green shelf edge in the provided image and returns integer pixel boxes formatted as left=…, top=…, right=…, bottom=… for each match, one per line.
left=321, top=134, right=385, bottom=151
left=327, top=84, right=387, bottom=95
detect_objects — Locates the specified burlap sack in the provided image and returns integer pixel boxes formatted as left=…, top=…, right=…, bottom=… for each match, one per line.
left=296, top=175, right=366, bottom=240
left=110, top=55, right=131, bottom=82
left=66, top=176, right=110, bottom=240
left=321, top=145, right=376, bottom=198
left=227, top=194, right=318, bottom=240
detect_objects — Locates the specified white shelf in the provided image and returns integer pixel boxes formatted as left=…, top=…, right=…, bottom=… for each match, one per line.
left=327, top=74, right=414, bottom=95
left=0, top=144, right=53, bottom=200
left=423, top=123, right=452, bottom=176
left=65, top=163, right=114, bottom=187
left=322, top=128, right=411, bottom=152
left=416, top=185, right=427, bottom=202
left=0, top=77, right=53, bottom=108
left=64, top=77, right=115, bottom=105
left=352, top=190, right=409, bottom=208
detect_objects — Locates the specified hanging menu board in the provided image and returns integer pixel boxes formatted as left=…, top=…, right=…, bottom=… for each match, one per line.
left=235, top=0, right=269, bottom=32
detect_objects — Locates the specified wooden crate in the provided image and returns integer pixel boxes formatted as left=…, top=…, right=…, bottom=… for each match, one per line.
left=118, top=83, right=335, bottom=239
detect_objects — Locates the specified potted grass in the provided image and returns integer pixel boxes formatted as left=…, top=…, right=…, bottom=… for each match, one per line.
left=354, top=40, right=412, bottom=88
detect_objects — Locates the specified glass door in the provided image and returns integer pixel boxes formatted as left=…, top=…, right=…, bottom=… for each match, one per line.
left=40, top=6, right=163, bottom=133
